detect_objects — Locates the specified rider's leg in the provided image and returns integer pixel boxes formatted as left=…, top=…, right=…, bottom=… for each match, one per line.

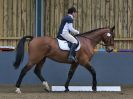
left=68, top=43, right=77, bottom=62
left=61, top=32, right=78, bottom=62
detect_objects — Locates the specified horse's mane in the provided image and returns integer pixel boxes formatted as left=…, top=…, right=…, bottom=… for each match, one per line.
left=76, top=27, right=107, bottom=36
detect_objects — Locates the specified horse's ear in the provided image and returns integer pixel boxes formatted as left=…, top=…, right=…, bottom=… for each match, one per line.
left=111, top=26, right=115, bottom=32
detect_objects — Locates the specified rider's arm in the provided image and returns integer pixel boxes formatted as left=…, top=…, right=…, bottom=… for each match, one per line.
left=68, top=23, right=79, bottom=35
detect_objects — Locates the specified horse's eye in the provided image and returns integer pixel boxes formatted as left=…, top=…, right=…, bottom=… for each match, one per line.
left=107, top=33, right=111, bottom=37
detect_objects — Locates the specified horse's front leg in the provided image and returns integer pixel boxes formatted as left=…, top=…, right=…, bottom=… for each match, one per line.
left=64, top=62, right=78, bottom=92
left=84, top=63, right=97, bottom=91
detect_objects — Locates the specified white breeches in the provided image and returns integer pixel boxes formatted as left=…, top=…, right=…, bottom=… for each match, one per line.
left=61, top=32, right=78, bottom=44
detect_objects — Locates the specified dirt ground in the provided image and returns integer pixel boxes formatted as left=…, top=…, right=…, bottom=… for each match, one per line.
left=0, top=85, right=133, bottom=99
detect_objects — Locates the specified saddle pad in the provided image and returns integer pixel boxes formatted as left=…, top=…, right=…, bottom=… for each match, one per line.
left=57, top=39, right=80, bottom=51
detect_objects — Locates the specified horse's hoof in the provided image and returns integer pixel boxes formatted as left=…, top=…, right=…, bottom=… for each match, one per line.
left=44, top=88, right=50, bottom=92
left=92, top=87, right=97, bottom=92
left=93, top=90, right=97, bottom=93
left=15, top=88, right=21, bottom=94
left=43, top=81, right=51, bottom=92
left=64, top=89, right=69, bottom=92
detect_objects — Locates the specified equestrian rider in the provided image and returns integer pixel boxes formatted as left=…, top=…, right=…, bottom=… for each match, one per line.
left=57, top=7, right=79, bottom=62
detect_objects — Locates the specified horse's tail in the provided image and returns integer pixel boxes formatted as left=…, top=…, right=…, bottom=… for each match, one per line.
left=111, top=26, right=115, bottom=31
left=13, top=36, right=33, bottom=69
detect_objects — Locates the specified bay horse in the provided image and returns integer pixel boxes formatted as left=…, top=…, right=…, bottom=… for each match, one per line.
left=13, top=26, right=115, bottom=93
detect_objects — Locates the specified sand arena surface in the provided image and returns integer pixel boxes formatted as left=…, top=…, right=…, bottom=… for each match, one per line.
left=0, top=85, right=133, bottom=99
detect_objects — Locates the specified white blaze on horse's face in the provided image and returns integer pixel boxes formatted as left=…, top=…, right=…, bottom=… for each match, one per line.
left=107, top=32, right=111, bottom=37
left=105, top=32, right=114, bottom=53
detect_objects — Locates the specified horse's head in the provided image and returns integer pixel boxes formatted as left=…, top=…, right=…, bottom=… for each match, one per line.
left=102, top=26, right=115, bottom=53
left=76, top=26, right=115, bottom=53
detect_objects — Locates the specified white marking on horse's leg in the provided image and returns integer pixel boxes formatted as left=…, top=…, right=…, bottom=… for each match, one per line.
left=15, top=88, right=21, bottom=94
left=42, top=81, right=50, bottom=91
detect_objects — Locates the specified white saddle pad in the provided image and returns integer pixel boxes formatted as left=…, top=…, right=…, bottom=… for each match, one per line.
left=57, top=39, right=80, bottom=51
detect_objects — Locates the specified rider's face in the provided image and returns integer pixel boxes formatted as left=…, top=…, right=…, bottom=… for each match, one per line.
left=72, top=12, right=77, bottom=18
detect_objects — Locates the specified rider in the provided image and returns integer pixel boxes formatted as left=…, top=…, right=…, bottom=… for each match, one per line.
left=57, top=7, right=79, bottom=62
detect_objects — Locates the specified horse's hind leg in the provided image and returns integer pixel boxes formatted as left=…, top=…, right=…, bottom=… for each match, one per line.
left=64, top=62, right=78, bottom=92
left=34, top=58, right=50, bottom=91
left=84, top=63, right=97, bottom=91
left=15, top=62, right=34, bottom=93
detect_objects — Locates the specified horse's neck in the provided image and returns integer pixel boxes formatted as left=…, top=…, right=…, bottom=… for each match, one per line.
left=85, top=29, right=109, bottom=47
left=89, top=34, right=102, bottom=47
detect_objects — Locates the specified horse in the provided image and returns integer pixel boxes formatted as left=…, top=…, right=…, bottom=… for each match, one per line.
left=13, top=26, right=115, bottom=93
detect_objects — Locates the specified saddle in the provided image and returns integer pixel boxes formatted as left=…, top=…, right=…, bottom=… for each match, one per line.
left=57, top=38, right=80, bottom=51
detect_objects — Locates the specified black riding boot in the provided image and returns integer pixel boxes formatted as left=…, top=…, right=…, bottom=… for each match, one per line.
left=68, top=43, right=77, bottom=62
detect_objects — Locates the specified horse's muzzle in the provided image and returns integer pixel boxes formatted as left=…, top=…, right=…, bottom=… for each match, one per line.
left=106, top=46, right=114, bottom=53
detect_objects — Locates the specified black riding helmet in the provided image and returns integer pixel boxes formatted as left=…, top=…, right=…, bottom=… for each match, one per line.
left=68, top=7, right=77, bottom=14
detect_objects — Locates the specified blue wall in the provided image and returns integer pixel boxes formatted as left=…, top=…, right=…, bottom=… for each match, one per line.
left=0, top=52, right=133, bottom=85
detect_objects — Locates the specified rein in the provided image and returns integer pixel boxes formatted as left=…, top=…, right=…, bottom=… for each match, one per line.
left=76, top=35, right=108, bottom=46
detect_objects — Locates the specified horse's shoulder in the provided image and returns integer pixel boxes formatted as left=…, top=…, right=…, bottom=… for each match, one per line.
left=79, top=38, right=94, bottom=53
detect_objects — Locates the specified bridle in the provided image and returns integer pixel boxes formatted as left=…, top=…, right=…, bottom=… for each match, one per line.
left=76, top=33, right=113, bottom=47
